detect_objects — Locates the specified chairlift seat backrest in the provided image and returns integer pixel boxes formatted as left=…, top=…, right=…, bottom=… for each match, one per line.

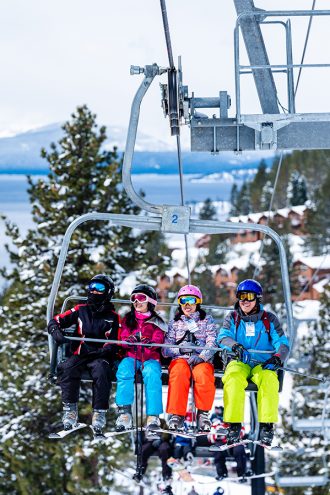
left=293, top=418, right=330, bottom=431
left=276, top=475, right=329, bottom=487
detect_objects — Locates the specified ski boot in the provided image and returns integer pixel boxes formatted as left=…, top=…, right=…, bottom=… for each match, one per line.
left=168, top=414, right=185, bottom=431
left=259, top=422, right=274, bottom=446
left=226, top=422, right=241, bottom=445
left=92, top=409, right=107, bottom=435
left=115, top=405, right=133, bottom=431
left=161, top=486, right=174, bottom=495
left=197, top=410, right=211, bottom=432
left=215, top=473, right=228, bottom=481
left=62, top=402, right=78, bottom=431
left=145, top=415, right=161, bottom=440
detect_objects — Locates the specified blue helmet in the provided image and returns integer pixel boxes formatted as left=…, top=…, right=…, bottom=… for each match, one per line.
left=236, top=279, right=263, bottom=297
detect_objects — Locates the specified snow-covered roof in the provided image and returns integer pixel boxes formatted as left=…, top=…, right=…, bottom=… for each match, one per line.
left=290, top=205, right=307, bottom=215
left=164, top=266, right=188, bottom=279
left=293, top=300, right=321, bottom=321
left=294, top=254, right=330, bottom=270
left=229, top=205, right=307, bottom=224
left=313, top=277, right=330, bottom=294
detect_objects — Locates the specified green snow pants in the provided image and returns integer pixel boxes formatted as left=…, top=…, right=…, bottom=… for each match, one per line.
left=222, top=360, right=279, bottom=423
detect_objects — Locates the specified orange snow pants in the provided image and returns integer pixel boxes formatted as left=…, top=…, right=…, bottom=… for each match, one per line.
left=166, top=358, right=216, bottom=416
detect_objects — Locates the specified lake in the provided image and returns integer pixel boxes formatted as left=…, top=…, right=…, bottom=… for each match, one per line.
left=0, top=173, right=239, bottom=284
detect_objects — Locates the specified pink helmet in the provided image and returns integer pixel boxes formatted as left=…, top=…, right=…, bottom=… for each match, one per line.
left=177, top=285, right=203, bottom=302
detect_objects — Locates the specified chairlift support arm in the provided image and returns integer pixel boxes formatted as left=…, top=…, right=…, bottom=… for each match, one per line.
left=233, top=0, right=279, bottom=114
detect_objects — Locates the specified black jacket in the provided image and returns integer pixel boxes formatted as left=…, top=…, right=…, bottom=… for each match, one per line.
left=48, top=303, right=120, bottom=358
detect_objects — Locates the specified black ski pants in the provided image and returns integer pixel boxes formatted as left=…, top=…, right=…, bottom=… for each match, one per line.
left=173, top=443, right=192, bottom=461
left=214, top=445, right=247, bottom=477
left=142, top=440, right=173, bottom=481
left=57, top=354, right=112, bottom=410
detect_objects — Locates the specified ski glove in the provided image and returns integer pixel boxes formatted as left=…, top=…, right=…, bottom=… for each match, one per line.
left=48, top=324, right=69, bottom=345
left=126, top=334, right=139, bottom=343
left=179, top=342, right=196, bottom=355
left=232, top=343, right=251, bottom=365
left=188, top=355, right=204, bottom=366
left=262, top=354, right=282, bottom=371
left=141, top=336, right=151, bottom=345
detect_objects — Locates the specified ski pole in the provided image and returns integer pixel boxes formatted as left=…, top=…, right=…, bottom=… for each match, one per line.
left=222, top=350, right=327, bottom=383
left=277, top=365, right=327, bottom=383
left=247, top=356, right=327, bottom=383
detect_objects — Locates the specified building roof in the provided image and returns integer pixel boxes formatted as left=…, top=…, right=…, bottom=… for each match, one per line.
left=294, top=254, right=330, bottom=270
left=229, top=205, right=307, bottom=224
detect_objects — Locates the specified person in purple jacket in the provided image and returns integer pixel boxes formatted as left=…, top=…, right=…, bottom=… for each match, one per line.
left=163, top=285, right=217, bottom=432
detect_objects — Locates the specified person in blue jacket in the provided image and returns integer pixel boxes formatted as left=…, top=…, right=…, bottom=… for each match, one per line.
left=217, top=279, right=290, bottom=446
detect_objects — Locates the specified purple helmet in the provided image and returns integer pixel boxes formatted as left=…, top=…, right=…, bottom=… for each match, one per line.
left=236, top=279, right=263, bottom=297
left=177, top=285, right=203, bottom=302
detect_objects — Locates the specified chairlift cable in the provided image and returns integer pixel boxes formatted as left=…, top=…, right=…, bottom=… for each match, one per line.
left=294, top=0, right=317, bottom=99
left=253, top=150, right=284, bottom=278
left=176, top=134, right=191, bottom=283
left=159, top=0, right=191, bottom=283
left=159, top=0, right=175, bottom=69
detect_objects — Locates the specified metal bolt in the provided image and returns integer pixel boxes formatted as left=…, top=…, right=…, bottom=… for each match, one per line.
left=130, top=65, right=144, bottom=75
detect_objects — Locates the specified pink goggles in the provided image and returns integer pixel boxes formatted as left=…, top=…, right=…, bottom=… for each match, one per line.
left=130, top=292, right=157, bottom=306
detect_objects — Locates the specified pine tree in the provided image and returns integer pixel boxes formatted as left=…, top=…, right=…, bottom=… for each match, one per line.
left=260, top=180, right=273, bottom=211
left=258, top=231, right=293, bottom=306
left=305, top=168, right=330, bottom=255
left=230, top=183, right=239, bottom=216
left=192, top=235, right=229, bottom=305
left=237, top=182, right=251, bottom=215
left=276, top=284, right=330, bottom=495
left=199, top=197, right=217, bottom=220
left=0, top=105, right=170, bottom=494
left=250, top=159, right=269, bottom=211
left=287, top=170, right=308, bottom=206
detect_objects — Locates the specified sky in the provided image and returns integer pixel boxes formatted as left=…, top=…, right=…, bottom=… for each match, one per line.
left=0, top=0, right=329, bottom=147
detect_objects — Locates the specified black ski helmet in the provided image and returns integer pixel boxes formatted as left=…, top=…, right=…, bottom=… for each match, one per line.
left=89, top=274, right=115, bottom=300
left=131, top=284, right=158, bottom=307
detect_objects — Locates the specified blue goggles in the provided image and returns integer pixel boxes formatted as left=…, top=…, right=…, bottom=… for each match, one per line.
left=88, top=281, right=107, bottom=293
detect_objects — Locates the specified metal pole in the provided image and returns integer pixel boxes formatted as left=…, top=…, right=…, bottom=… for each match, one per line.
left=251, top=445, right=266, bottom=495
left=122, top=64, right=165, bottom=214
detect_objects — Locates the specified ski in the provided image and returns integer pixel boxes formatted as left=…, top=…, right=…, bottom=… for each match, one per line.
left=104, top=427, right=136, bottom=438
left=167, top=457, right=194, bottom=482
left=195, top=471, right=275, bottom=483
left=154, top=427, right=209, bottom=439
left=90, top=426, right=136, bottom=441
left=208, top=439, right=251, bottom=451
left=208, top=438, right=282, bottom=452
left=111, top=467, right=147, bottom=488
left=48, top=422, right=87, bottom=439
left=252, top=440, right=283, bottom=451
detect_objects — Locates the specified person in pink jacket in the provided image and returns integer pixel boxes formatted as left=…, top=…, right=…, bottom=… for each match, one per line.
left=115, top=284, right=167, bottom=437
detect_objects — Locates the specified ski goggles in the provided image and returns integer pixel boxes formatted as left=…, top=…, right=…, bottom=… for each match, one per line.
left=178, top=296, right=201, bottom=306
left=88, top=281, right=107, bottom=293
left=130, top=293, right=157, bottom=306
left=237, top=291, right=257, bottom=302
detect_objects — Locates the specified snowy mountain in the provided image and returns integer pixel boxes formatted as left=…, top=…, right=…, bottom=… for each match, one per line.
left=0, top=122, right=275, bottom=174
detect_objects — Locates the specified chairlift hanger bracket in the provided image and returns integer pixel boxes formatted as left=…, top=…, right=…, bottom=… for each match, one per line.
left=160, top=4, right=330, bottom=152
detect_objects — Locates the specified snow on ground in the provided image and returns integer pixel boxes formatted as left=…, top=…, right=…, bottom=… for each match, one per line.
left=119, top=272, right=138, bottom=296
left=293, top=299, right=321, bottom=324
left=188, top=201, right=231, bottom=222
left=169, top=475, right=252, bottom=495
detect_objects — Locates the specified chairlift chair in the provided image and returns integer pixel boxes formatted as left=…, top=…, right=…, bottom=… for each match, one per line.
left=46, top=6, right=299, bottom=492
left=47, top=41, right=294, bottom=449
left=275, top=474, right=329, bottom=487
left=291, top=384, right=330, bottom=435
